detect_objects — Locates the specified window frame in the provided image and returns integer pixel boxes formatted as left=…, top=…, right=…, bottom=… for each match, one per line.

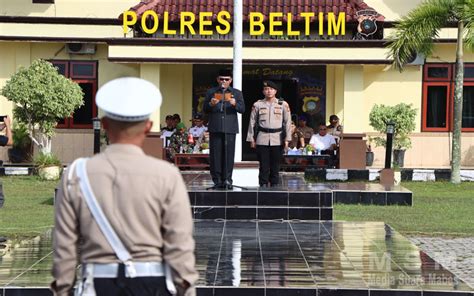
left=422, top=63, right=474, bottom=132
left=460, top=81, right=474, bottom=132
left=70, top=61, right=97, bottom=79
left=423, top=64, right=452, bottom=82
left=50, top=60, right=98, bottom=129
left=422, top=81, right=451, bottom=132
left=69, top=79, right=98, bottom=129
left=463, top=65, right=474, bottom=82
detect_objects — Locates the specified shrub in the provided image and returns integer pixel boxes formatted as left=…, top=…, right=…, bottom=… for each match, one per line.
left=34, top=152, right=62, bottom=169
left=369, top=103, right=417, bottom=150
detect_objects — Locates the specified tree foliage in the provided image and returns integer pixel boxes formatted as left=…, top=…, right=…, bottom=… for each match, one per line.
left=1, top=59, right=83, bottom=154
left=369, top=103, right=417, bottom=150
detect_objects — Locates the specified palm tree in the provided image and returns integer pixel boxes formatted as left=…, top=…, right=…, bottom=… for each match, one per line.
left=388, top=0, right=474, bottom=184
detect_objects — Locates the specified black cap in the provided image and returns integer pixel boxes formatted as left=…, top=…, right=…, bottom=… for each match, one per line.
left=218, top=68, right=232, bottom=77
left=193, top=114, right=203, bottom=120
left=263, top=80, right=278, bottom=92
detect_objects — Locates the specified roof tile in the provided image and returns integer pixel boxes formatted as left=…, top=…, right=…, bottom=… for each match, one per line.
left=123, top=0, right=385, bottom=22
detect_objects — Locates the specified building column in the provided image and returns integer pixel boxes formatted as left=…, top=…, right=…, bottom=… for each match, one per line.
left=334, top=65, right=345, bottom=122
left=342, top=65, right=364, bottom=133
left=140, top=64, right=161, bottom=132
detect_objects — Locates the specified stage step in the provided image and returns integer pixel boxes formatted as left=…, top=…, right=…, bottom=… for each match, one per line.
left=189, top=189, right=333, bottom=221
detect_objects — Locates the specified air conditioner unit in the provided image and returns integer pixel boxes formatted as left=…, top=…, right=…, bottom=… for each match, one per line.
left=406, top=53, right=425, bottom=66
left=66, top=43, right=96, bottom=55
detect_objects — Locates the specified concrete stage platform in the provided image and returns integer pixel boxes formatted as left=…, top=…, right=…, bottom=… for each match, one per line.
left=183, top=172, right=413, bottom=212
left=0, top=222, right=472, bottom=296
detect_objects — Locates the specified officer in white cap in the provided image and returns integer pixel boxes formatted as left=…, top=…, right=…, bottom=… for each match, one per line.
left=51, top=77, right=198, bottom=296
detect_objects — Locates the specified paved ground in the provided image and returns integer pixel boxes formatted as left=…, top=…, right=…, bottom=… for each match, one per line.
left=410, top=236, right=474, bottom=288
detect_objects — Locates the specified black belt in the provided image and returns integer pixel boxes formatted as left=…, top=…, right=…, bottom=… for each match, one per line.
left=257, top=127, right=283, bottom=133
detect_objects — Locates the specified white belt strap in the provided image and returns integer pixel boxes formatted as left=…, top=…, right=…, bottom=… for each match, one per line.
left=72, top=158, right=177, bottom=294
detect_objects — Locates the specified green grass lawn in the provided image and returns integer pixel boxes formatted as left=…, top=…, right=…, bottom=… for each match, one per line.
left=0, top=176, right=57, bottom=238
left=0, top=176, right=473, bottom=238
left=335, top=182, right=474, bottom=237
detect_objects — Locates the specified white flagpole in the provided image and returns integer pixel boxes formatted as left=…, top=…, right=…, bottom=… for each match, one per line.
left=233, top=0, right=243, bottom=162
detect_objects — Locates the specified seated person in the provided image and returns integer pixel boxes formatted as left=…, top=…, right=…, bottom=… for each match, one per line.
left=168, top=122, right=190, bottom=160
left=297, top=115, right=314, bottom=139
left=161, top=114, right=175, bottom=132
left=309, top=124, right=337, bottom=152
left=172, top=113, right=181, bottom=128
left=327, top=114, right=343, bottom=142
left=188, top=114, right=208, bottom=138
left=289, top=121, right=304, bottom=149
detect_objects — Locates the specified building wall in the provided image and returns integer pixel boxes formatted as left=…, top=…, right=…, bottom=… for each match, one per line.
left=160, top=64, right=193, bottom=128
left=365, top=0, right=423, bottom=21
left=362, top=65, right=423, bottom=133
left=358, top=44, right=474, bottom=168
left=2, top=2, right=474, bottom=167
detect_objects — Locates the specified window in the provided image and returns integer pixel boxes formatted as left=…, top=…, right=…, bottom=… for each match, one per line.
left=51, top=60, right=98, bottom=129
left=422, top=64, right=474, bottom=132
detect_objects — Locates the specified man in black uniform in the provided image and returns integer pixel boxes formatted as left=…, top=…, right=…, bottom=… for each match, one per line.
left=203, top=69, right=245, bottom=189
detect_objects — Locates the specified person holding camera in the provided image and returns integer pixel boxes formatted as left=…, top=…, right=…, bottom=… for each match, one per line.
left=0, top=115, right=13, bottom=147
left=0, top=115, right=12, bottom=209
left=0, top=115, right=13, bottom=244
left=246, top=81, right=292, bottom=188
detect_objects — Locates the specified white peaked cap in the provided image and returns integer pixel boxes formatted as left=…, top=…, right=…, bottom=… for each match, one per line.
left=96, top=77, right=162, bottom=122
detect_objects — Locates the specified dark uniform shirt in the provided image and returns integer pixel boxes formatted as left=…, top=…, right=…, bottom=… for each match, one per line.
left=203, top=86, right=245, bottom=134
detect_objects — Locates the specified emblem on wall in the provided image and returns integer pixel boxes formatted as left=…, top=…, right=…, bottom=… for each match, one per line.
left=354, top=9, right=381, bottom=40
left=302, top=96, right=321, bottom=115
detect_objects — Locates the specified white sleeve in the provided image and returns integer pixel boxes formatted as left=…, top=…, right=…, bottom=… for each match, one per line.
left=309, top=135, right=316, bottom=146
left=329, top=135, right=336, bottom=145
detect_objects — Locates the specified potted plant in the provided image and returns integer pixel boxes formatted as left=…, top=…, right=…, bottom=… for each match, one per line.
left=366, top=137, right=374, bottom=167
left=1, top=59, right=83, bottom=176
left=8, top=122, right=32, bottom=163
left=369, top=103, right=417, bottom=167
left=34, top=152, right=62, bottom=180
left=200, top=142, right=209, bottom=154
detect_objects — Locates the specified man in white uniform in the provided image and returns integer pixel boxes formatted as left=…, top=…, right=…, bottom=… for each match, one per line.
left=188, top=114, right=207, bottom=138
left=309, top=123, right=337, bottom=152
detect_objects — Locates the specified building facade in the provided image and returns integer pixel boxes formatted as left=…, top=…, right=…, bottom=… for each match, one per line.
left=1, top=0, right=473, bottom=168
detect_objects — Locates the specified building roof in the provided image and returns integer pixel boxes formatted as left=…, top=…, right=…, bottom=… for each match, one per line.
left=125, top=0, right=385, bottom=22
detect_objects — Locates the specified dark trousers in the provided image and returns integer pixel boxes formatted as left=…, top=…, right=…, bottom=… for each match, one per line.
left=0, top=180, right=4, bottom=208
left=257, top=145, right=282, bottom=186
left=209, top=132, right=236, bottom=185
left=93, top=276, right=171, bottom=296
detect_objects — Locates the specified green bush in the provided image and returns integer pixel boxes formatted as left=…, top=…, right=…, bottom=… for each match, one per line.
left=33, top=152, right=62, bottom=168
left=369, top=103, right=417, bottom=150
